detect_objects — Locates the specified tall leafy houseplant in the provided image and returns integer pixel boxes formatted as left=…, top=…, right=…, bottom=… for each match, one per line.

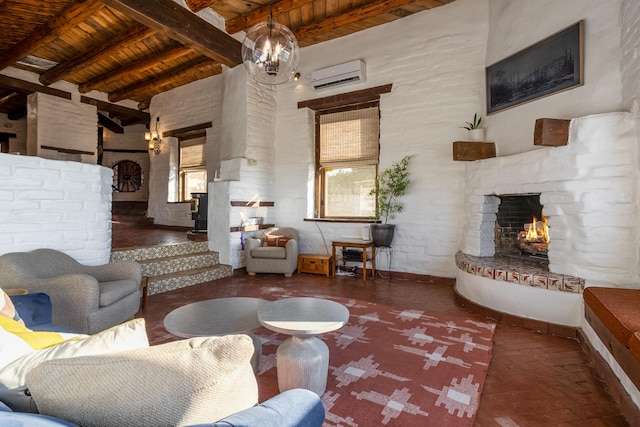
left=369, top=155, right=413, bottom=247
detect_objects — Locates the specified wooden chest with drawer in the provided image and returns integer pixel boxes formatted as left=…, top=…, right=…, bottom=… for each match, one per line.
left=298, top=254, right=333, bottom=277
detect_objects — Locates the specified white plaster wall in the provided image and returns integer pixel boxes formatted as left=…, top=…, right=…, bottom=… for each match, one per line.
left=0, top=153, right=112, bottom=264
left=486, top=0, right=624, bottom=156
left=102, top=124, right=150, bottom=202
left=274, top=0, right=489, bottom=276
left=148, top=75, right=222, bottom=227
left=0, top=114, right=27, bottom=154
left=620, top=0, right=640, bottom=115
left=28, top=93, right=97, bottom=163
left=457, top=270, right=583, bottom=326
left=211, top=67, right=278, bottom=267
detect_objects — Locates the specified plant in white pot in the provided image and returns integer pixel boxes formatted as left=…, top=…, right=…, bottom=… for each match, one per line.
left=462, top=113, right=485, bottom=141
left=368, top=155, right=413, bottom=247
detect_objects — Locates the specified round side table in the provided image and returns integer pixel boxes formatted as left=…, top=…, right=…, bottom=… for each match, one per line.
left=258, top=297, right=350, bottom=395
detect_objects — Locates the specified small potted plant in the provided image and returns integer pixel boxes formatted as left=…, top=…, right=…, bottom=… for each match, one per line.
left=462, top=113, right=485, bottom=141
left=368, top=155, right=413, bottom=247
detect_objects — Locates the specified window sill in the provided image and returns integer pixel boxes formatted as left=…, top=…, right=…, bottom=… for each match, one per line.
left=304, top=218, right=380, bottom=224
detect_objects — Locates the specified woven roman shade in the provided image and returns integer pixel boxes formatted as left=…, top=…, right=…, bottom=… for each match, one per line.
left=319, top=106, right=379, bottom=168
left=180, top=139, right=205, bottom=168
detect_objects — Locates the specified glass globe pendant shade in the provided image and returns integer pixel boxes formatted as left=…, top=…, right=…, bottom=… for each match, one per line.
left=242, top=20, right=299, bottom=85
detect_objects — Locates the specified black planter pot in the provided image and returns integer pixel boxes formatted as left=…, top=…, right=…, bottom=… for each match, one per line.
left=370, top=224, right=395, bottom=247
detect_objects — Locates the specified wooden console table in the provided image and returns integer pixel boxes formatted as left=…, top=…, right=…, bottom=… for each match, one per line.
left=331, top=239, right=375, bottom=280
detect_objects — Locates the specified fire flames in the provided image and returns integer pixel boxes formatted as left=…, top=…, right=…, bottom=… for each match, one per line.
left=525, top=216, right=550, bottom=243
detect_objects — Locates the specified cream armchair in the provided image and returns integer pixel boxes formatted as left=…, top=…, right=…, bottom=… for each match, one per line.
left=0, top=249, right=141, bottom=334
left=245, top=227, right=299, bottom=277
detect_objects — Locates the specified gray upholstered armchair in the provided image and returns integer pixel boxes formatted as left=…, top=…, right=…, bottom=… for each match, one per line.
left=245, top=227, right=299, bottom=277
left=0, top=249, right=141, bottom=334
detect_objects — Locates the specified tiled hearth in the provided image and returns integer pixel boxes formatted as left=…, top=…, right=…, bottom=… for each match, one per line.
left=455, top=252, right=584, bottom=293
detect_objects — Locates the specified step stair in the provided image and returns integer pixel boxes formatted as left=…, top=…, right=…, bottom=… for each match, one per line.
left=111, top=241, right=232, bottom=296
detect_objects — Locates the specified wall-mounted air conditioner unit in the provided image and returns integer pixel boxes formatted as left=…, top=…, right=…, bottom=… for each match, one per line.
left=311, top=60, right=366, bottom=90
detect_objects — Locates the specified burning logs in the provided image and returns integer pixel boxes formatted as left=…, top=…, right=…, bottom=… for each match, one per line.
left=518, top=216, right=549, bottom=256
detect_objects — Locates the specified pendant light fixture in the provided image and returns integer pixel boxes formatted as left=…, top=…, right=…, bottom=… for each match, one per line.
left=241, top=0, right=299, bottom=85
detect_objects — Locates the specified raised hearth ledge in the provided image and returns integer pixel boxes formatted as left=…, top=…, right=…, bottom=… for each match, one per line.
left=455, top=252, right=584, bottom=327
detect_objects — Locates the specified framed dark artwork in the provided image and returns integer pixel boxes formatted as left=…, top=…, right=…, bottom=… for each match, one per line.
left=486, top=20, right=584, bottom=114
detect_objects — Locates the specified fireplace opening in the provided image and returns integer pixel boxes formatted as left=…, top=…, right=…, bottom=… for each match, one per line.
left=495, top=194, right=549, bottom=262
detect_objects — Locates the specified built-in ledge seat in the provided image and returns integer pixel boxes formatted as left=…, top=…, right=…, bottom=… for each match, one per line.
left=583, top=287, right=640, bottom=392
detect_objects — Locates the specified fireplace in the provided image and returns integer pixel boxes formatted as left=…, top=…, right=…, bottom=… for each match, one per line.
left=495, top=194, right=549, bottom=261
left=455, top=112, right=638, bottom=327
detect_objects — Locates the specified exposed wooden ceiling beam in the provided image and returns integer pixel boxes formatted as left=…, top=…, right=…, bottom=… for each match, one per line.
left=108, top=59, right=221, bottom=102
left=137, top=98, right=151, bottom=112
left=100, top=0, right=242, bottom=67
left=184, top=0, right=212, bottom=13
left=78, top=46, right=193, bottom=94
left=0, top=0, right=103, bottom=71
left=98, top=112, right=124, bottom=133
left=225, top=0, right=310, bottom=34
left=40, top=26, right=156, bottom=86
left=80, top=96, right=150, bottom=122
left=293, top=0, right=418, bottom=42
left=0, top=75, right=72, bottom=99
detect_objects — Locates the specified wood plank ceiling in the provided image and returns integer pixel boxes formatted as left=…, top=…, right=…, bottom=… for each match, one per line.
left=0, top=0, right=454, bottom=125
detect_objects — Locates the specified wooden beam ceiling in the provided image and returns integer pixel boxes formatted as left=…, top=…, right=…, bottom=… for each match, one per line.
left=184, top=0, right=212, bottom=13
left=0, top=0, right=103, bottom=71
left=39, top=26, right=157, bottom=86
left=99, top=0, right=242, bottom=67
left=78, top=46, right=193, bottom=94
left=108, top=59, right=221, bottom=102
left=225, top=0, right=311, bottom=35
left=293, top=0, right=420, bottom=42
left=0, top=0, right=453, bottom=113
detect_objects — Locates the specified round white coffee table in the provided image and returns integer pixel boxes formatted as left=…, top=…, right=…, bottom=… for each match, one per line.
left=258, top=297, right=350, bottom=395
left=164, top=297, right=267, bottom=371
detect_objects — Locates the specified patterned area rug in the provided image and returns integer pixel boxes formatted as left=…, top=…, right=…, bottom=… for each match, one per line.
left=244, top=287, right=496, bottom=427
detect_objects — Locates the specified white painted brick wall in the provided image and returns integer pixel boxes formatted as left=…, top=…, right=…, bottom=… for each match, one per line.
left=461, top=112, right=639, bottom=288
left=0, top=153, right=112, bottom=265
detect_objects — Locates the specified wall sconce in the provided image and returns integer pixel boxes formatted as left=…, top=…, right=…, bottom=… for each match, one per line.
left=145, top=117, right=161, bottom=154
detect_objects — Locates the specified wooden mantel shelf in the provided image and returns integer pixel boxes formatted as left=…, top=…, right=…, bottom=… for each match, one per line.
left=452, top=141, right=496, bottom=161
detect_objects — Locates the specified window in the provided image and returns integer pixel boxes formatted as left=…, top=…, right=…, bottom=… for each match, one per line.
left=179, top=138, right=206, bottom=201
left=298, top=84, right=392, bottom=220
left=316, top=105, right=379, bottom=218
